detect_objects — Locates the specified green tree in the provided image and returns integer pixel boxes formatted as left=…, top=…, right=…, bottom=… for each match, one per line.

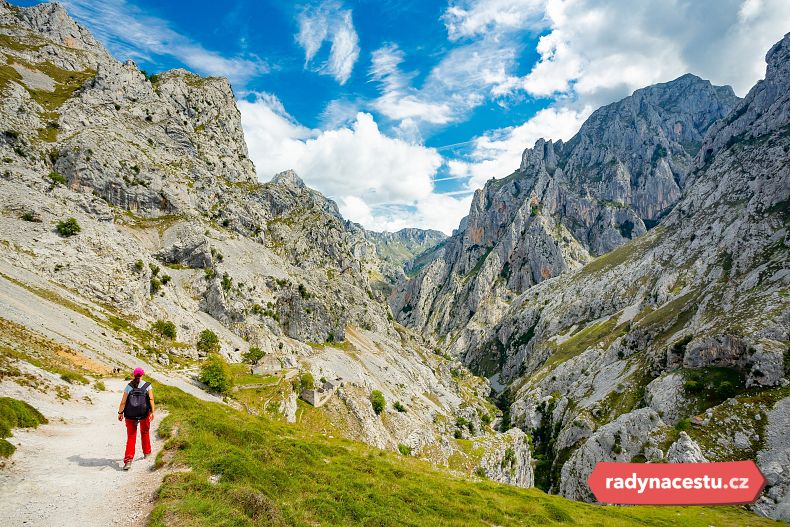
left=56, top=218, right=80, bottom=237
left=242, top=347, right=264, bottom=365
left=152, top=319, right=176, bottom=339
left=196, top=329, right=220, bottom=355
left=370, top=390, right=385, bottom=415
left=198, top=354, right=234, bottom=395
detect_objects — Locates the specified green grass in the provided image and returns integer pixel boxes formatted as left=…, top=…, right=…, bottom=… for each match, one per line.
left=151, top=384, right=776, bottom=527
left=0, top=397, right=47, bottom=457
left=544, top=315, right=626, bottom=367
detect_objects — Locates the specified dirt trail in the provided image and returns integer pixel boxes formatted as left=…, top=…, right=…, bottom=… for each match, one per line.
left=0, top=378, right=168, bottom=527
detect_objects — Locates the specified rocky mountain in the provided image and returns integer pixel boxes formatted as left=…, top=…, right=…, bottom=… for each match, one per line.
left=390, top=74, right=740, bottom=342
left=401, top=34, right=789, bottom=519
left=364, top=227, right=446, bottom=286
left=0, top=0, right=532, bottom=485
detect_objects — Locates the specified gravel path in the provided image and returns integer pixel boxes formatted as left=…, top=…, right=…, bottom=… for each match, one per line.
left=0, top=379, right=168, bottom=527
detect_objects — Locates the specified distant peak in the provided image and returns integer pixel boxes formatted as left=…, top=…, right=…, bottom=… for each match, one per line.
left=271, top=170, right=305, bottom=189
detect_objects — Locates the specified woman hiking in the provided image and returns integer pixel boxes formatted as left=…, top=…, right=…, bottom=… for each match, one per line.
left=117, top=367, right=155, bottom=470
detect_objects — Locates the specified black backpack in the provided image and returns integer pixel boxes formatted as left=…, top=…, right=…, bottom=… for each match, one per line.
left=124, top=382, right=150, bottom=420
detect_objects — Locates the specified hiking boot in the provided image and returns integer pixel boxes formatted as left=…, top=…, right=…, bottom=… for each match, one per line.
left=144, top=454, right=151, bottom=459
left=123, top=462, right=132, bottom=471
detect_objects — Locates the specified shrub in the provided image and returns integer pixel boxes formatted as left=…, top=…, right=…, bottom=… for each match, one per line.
left=298, top=283, right=310, bottom=299
left=393, top=401, right=407, bottom=413
left=397, top=443, right=412, bottom=456
left=149, top=263, right=160, bottom=276
left=20, top=211, right=39, bottom=222
left=152, top=319, right=177, bottom=340
left=242, top=346, right=265, bottom=365
left=204, top=267, right=215, bottom=280
left=198, top=354, right=234, bottom=395
left=55, top=218, right=80, bottom=237
left=48, top=171, right=66, bottom=185
left=134, top=259, right=144, bottom=272
left=196, top=329, right=220, bottom=355
left=60, top=371, right=89, bottom=384
left=454, top=429, right=463, bottom=439
left=370, top=390, right=385, bottom=415
left=150, top=277, right=162, bottom=294
left=299, top=372, right=315, bottom=391
left=480, top=412, right=492, bottom=426
left=222, top=273, right=233, bottom=292
left=94, top=381, right=106, bottom=391
left=160, top=274, right=172, bottom=285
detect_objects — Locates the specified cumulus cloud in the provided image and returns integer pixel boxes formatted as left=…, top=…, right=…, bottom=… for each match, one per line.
left=62, top=0, right=267, bottom=86
left=239, top=94, right=469, bottom=233
left=505, top=0, right=790, bottom=101
left=296, top=1, right=360, bottom=85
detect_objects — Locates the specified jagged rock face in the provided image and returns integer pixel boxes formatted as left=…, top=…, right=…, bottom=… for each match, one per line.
left=391, top=74, right=739, bottom=345
left=448, top=33, right=789, bottom=517
left=666, top=432, right=708, bottom=463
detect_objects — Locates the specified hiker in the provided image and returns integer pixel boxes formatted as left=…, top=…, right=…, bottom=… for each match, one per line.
left=117, top=367, right=155, bottom=470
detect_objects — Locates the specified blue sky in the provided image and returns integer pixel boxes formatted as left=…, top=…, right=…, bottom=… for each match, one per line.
left=19, top=0, right=790, bottom=233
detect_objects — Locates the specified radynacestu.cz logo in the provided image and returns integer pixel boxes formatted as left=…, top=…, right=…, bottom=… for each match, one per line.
left=588, top=461, right=766, bottom=505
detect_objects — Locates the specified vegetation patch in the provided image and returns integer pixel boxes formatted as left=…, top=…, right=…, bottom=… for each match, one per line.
left=0, top=397, right=47, bottom=457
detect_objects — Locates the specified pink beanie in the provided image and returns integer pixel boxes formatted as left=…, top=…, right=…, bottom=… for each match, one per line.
left=133, top=367, right=145, bottom=377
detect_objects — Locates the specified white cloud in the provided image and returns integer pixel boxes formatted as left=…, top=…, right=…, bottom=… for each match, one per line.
left=369, top=45, right=455, bottom=125
left=338, top=194, right=473, bottom=235
left=239, top=94, right=470, bottom=233
left=62, top=0, right=267, bottom=86
left=505, top=0, right=790, bottom=101
left=442, top=0, right=547, bottom=40
left=449, top=106, right=590, bottom=188
left=296, top=1, right=360, bottom=85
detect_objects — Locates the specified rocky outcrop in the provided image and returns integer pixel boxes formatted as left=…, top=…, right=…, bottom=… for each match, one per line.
left=666, top=432, right=708, bottom=463
left=391, top=74, right=739, bottom=344
left=475, top=428, right=534, bottom=487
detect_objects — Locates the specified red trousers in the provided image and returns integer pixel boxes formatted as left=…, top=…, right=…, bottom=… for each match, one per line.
left=124, top=415, right=151, bottom=463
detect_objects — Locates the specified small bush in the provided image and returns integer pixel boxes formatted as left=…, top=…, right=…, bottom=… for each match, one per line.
left=60, top=371, right=89, bottom=385
left=454, top=429, right=463, bottom=439
left=204, top=267, right=216, bottom=280
left=299, top=372, right=315, bottom=391
left=198, top=354, right=234, bottom=395
left=94, top=381, right=106, bottom=391
left=222, top=273, right=233, bottom=292
left=150, top=277, right=162, bottom=294
left=20, top=211, right=39, bottom=222
left=197, top=329, right=220, bottom=355
left=149, top=263, right=160, bottom=276
left=160, top=274, right=172, bottom=285
left=56, top=218, right=80, bottom=237
left=393, top=401, right=407, bottom=413
left=48, top=171, right=66, bottom=185
left=397, top=443, right=412, bottom=456
left=152, top=319, right=177, bottom=340
left=370, top=390, right=385, bottom=415
left=134, top=259, right=144, bottom=272
left=242, top=347, right=264, bottom=365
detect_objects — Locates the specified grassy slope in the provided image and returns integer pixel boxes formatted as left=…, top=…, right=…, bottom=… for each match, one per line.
left=0, top=396, right=47, bottom=457
left=151, top=385, right=777, bottom=527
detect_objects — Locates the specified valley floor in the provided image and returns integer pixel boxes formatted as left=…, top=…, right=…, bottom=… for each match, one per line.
left=0, top=379, right=166, bottom=526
